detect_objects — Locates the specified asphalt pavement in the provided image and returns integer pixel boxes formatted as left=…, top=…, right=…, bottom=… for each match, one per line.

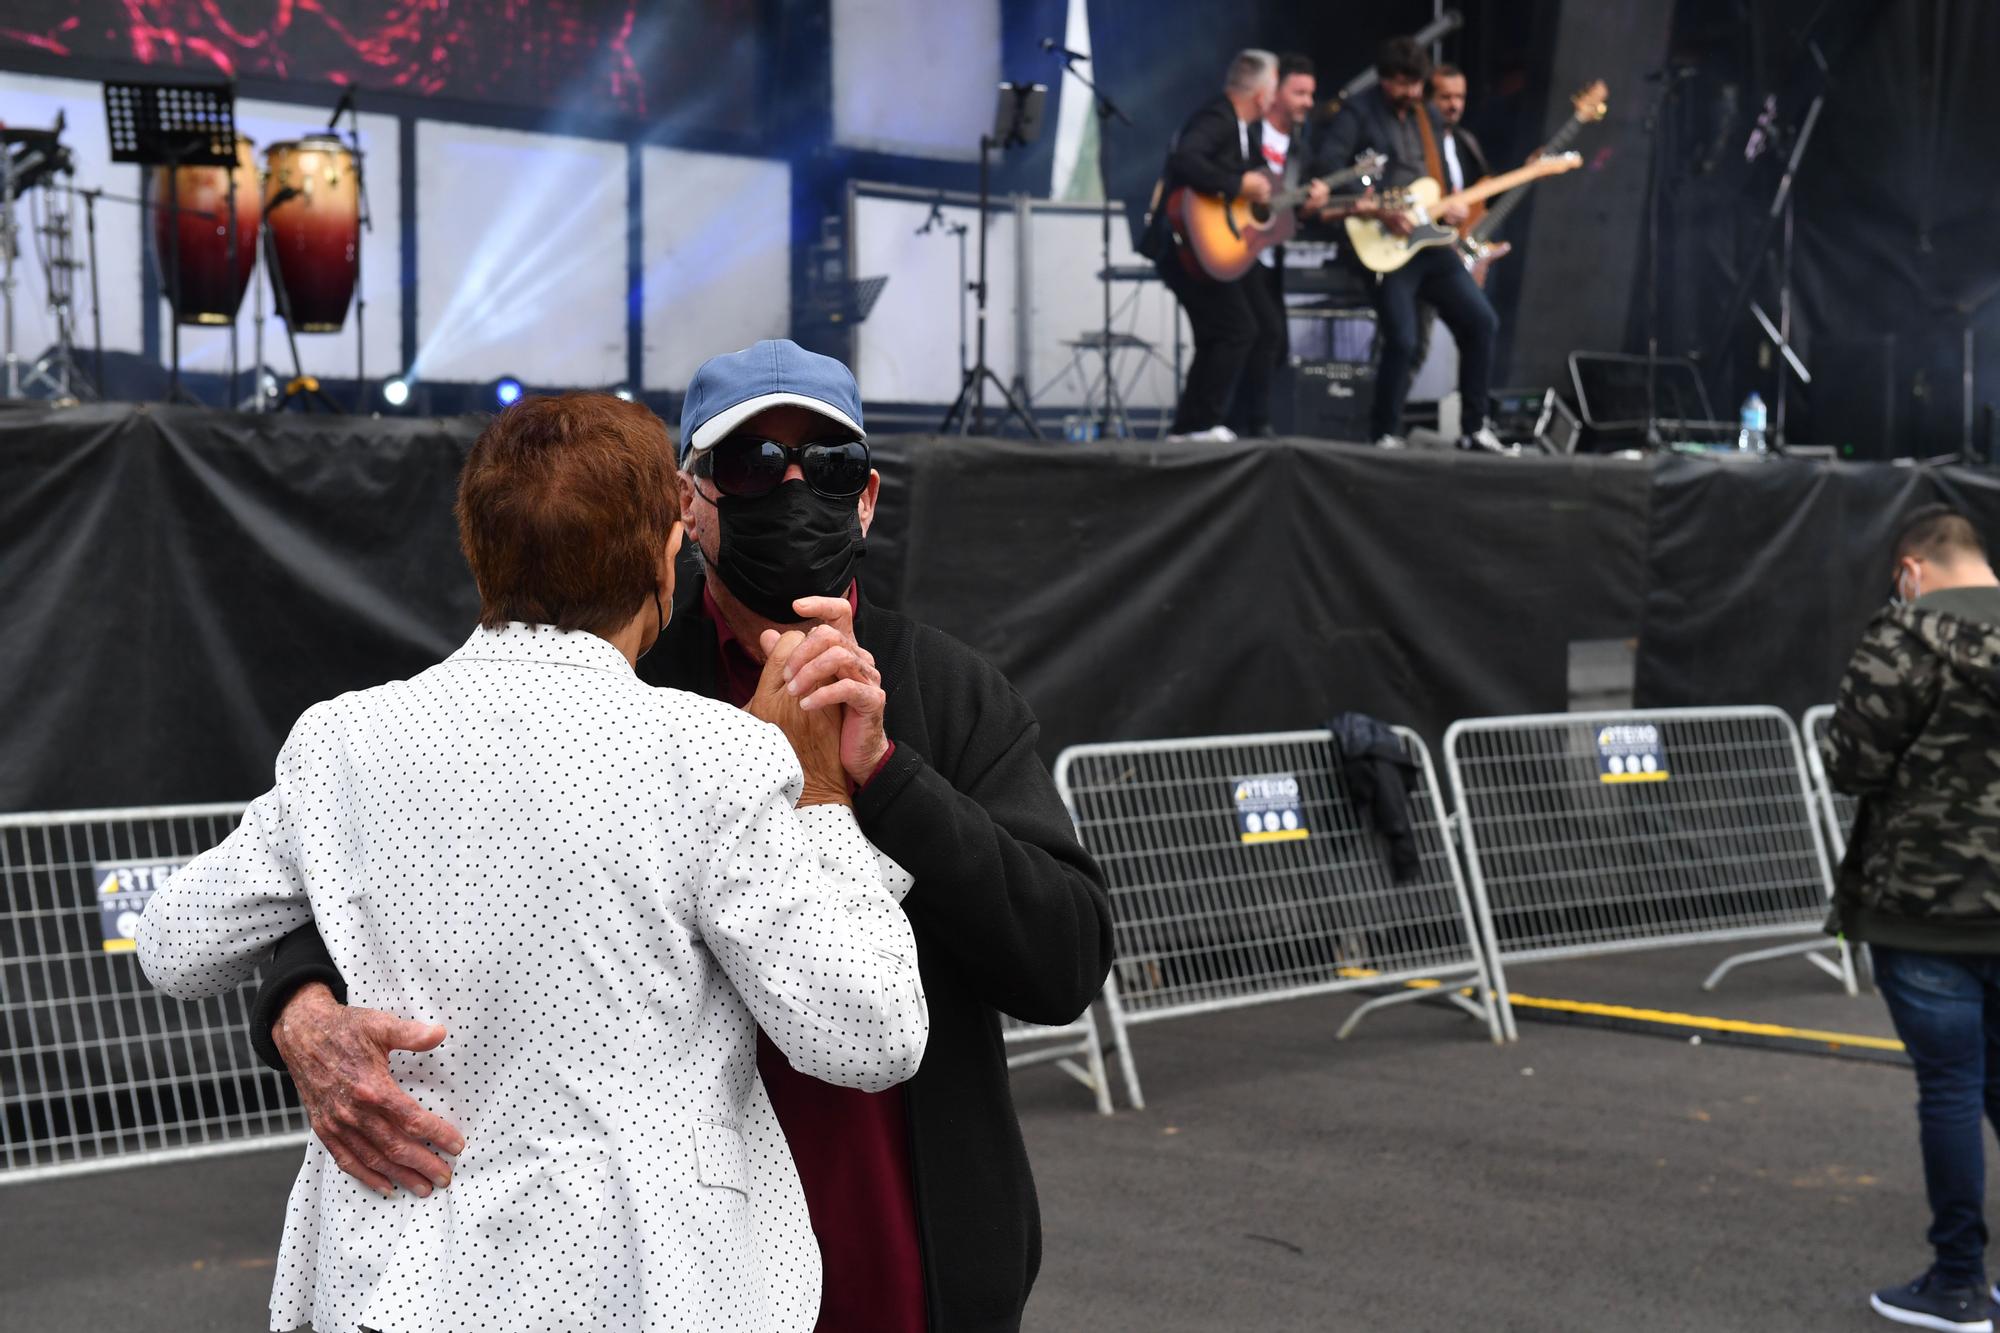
left=0, top=942, right=1955, bottom=1332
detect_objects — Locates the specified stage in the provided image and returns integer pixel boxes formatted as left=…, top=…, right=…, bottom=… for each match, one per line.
left=4, top=402, right=1996, bottom=813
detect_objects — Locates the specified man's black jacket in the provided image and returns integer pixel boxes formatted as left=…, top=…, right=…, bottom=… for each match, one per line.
left=1315, top=84, right=1449, bottom=192
left=247, top=571, right=1117, bottom=1332
left=1141, top=93, right=1260, bottom=261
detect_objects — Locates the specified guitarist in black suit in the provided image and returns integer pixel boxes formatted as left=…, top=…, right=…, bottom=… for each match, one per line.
left=1143, top=50, right=1287, bottom=442
left=1224, top=52, right=1322, bottom=439
left=1316, top=37, right=1501, bottom=451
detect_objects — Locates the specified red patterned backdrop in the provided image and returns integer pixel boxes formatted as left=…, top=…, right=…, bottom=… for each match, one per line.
left=0, top=0, right=759, bottom=119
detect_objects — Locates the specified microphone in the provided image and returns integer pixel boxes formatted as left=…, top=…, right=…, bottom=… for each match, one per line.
left=326, top=86, right=354, bottom=132
left=1040, top=37, right=1089, bottom=62
left=915, top=198, right=944, bottom=236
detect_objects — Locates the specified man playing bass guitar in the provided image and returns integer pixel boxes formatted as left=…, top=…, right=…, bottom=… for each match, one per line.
left=1317, top=36, right=1502, bottom=451
left=1143, top=49, right=1328, bottom=442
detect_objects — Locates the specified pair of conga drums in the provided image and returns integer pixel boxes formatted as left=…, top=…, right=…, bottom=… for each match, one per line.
left=151, top=135, right=358, bottom=332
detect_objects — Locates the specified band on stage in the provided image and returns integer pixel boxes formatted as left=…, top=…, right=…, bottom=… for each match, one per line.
left=1145, top=36, right=1513, bottom=452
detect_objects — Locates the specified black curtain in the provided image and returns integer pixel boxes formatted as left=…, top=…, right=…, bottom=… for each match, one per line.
left=1649, top=0, right=2000, bottom=457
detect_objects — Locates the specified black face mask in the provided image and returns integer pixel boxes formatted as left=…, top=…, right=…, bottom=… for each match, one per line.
left=707, top=479, right=865, bottom=622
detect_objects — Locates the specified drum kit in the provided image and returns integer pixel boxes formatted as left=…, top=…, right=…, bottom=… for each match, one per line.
left=1, top=79, right=367, bottom=410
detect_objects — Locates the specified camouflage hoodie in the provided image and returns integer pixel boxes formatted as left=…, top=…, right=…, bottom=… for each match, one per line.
left=1823, top=586, right=2000, bottom=953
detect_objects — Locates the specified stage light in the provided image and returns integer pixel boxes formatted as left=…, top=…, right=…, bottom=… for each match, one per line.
left=494, top=377, right=524, bottom=408
left=382, top=377, right=411, bottom=408
left=613, top=386, right=635, bottom=402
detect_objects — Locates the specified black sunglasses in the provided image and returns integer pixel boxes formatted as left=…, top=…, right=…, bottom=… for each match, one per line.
left=693, top=434, right=871, bottom=499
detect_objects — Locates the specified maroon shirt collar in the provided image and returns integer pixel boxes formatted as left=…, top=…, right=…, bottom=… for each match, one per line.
left=701, top=579, right=861, bottom=709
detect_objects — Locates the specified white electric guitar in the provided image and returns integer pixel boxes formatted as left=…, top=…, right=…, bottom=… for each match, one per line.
left=1345, top=151, right=1584, bottom=273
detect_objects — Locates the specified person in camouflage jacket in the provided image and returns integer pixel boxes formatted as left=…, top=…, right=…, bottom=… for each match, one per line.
left=1822, top=504, right=2000, bottom=1332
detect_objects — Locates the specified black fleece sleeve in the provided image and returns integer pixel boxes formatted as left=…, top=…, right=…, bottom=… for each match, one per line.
left=854, top=711, right=1114, bottom=1028
left=247, top=922, right=345, bottom=1070
left=1167, top=105, right=1249, bottom=199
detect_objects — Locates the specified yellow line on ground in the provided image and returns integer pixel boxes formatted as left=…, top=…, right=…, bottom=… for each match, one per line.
left=1503, top=993, right=1906, bottom=1052
left=1331, top=964, right=1904, bottom=1052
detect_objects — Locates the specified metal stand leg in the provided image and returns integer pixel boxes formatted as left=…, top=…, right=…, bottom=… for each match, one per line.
left=1702, top=936, right=1857, bottom=996
left=1099, top=972, right=1146, bottom=1111
left=1336, top=972, right=1490, bottom=1040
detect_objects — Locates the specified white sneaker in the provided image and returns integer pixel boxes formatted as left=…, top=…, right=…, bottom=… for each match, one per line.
left=1462, top=424, right=1512, bottom=454
left=1166, top=425, right=1238, bottom=444
left=1374, top=433, right=1406, bottom=450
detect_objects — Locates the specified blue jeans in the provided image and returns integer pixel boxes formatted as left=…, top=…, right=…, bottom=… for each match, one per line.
left=1875, top=944, right=2000, bottom=1287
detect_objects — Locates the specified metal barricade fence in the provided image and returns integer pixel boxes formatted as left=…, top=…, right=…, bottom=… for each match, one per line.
left=1054, top=728, right=1501, bottom=1092
left=1444, top=707, right=1853, bottom=1042
left=1, top=805, right=306, bottom=1183
left=1802, top=705, right=1857, bottom=858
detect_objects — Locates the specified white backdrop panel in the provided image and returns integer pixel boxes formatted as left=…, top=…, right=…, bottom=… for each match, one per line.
left=851, top=194, right=1015, bottom=406
left=1024, top=203, right=1182, bottom=413
left=0, top=73, right=144, bottom=358
left=415, top=122, right=626, bottom=387
left=640, top=146, right=790, bottom=392
left=170, top=103, right=401, bottom=381
left=831, top=0, right=998, bottom=160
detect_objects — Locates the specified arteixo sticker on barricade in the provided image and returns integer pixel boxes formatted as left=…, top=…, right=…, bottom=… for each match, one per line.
left=94, top=861, right=185, bottom=953
left=1232, top=771, right=1309, bottom=843
left=1596, top=723, right=1669, bottom=784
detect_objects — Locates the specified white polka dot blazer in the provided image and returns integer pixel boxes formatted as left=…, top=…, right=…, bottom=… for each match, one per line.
left=137, top=623, right=930, bottom=1333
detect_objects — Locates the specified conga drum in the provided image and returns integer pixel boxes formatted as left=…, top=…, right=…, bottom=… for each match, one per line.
left=263, top=136, right=359, bottom=333
left=150, top=134, right=259, bottom=326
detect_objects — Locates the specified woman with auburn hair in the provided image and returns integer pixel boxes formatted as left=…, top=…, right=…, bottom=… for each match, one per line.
left=137, top=392, right=928, bottom=1333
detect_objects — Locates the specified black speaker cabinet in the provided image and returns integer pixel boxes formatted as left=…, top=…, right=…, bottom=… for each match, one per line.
left=1286, top=359, right=1376, bottom=440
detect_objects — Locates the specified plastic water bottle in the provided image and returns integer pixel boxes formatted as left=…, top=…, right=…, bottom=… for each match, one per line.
left=1737, top=392, right=1767, bottom=453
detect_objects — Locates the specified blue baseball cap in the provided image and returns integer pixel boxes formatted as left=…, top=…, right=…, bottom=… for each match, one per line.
left=678, top=339, right=866, bottom=463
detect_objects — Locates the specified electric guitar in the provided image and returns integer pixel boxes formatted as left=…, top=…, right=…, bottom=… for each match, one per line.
left=1459, top=80, right=1609, bottom=286
left=1344, top=152, right=1583, bottom=274
left=1166, top=152, right=1386, bottom=282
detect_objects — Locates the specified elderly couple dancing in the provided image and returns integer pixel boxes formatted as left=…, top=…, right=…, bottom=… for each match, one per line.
left=139, top=340, right=1114, bottom=1333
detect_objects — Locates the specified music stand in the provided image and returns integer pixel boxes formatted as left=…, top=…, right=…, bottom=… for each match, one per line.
left=940, top=83, right=1045, bottom=438
left=104, top=78, right=239, bottom=404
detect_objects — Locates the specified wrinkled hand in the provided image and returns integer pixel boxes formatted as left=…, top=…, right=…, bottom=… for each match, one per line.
left=1239, top=171, right=1273, bottom=205
left=274, top=981, right=463, bottom=1198
left=748, top=628, right=851, bottom=807
left=782, top=595, right=890, bottom=789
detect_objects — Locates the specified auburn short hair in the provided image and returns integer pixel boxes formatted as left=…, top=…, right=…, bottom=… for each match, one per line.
left=456, top=393, right=678, bottom=637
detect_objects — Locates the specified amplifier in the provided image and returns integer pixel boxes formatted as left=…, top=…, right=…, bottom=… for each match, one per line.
left=1284, top=358, right=1376, bottom=440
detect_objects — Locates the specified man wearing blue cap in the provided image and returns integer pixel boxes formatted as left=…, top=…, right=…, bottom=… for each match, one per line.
left=246, top=341, right=1116, bottom=1333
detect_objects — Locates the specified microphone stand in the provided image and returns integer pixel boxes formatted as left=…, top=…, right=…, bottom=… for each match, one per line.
left=335, top=90, right=372, bottom=412
left=916, top=199, right=971, bottom=389
left=1049, top=48, right=1133, bottom=439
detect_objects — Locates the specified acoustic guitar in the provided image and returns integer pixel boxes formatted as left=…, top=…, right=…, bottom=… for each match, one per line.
left=1345, top=152, right=1583, bottom=274
left=1166, top=152, right=1386, bottom=282
left=1459, top=81, right=1608, bottom=286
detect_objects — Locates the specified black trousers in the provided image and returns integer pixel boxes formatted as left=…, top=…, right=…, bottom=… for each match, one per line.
left=1370, top=245, right=1499, bottom=439
left=1226, top=262, right=1292, bottom=435
left=1160, top=257, right=1286, bottom=434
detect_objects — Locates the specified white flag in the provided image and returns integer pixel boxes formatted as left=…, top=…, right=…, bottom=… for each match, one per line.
left=1047, top=0, right=1102, bottom=202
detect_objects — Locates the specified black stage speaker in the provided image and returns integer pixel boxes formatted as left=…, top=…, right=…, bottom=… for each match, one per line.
left=1285, top=359, right=1376, bottom=440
